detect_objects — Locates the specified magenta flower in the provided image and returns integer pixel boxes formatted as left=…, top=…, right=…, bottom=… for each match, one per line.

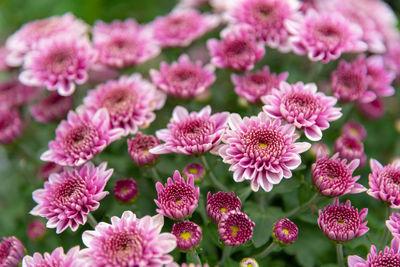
left=22, top=246, right=80, bottom=267
left=82, top=74, right=166, bottom=136
left=155, top=170, right=199, bottom=220
left=80, top=211, right=176, bottom=266
left=286, top=11, right=367, bottom=63
left=150, top=54, right=215, bottom=99
left=216, top=112, right=311, bottom=192
left=206, top=191, right=242, bottom=223
left=318, top=198, right=369, bottom=242
left=207, top=24, right=265, bottom=71
left=40, top=108, right=123, bottom=166
left=127, top=132, right=160, bottom=167
left=342, top=121, right=367, bottom=141
left=0, top=80, right=40, bottom=109
left=30, top=92, right=73, bottom=123
left=0, top=236, right=25, bottom=267
left=218, top=211, right=255, bottom=246
left=150, top=105, right=229, bottom=156
left=334, top=135, right=366, bottom=167
left=240, top=258, right=259, bottom=267
left=0, top=109, right=23, bottom=145
left=262, top=81, right=342, bottom=141
left=312, top=153, right=366, bottom=197
left=30, top=162, right=113, bottom=233
left=272, top=218, right=299, bottom=245
left=357, top=98, right=385, bottom=120
left=183, top=163, right=205, bottom=183
left=152, top=8, right=219, bottom=47
left=348, top=237, right=400, bottom=267
left=387, top=213, right=400, bottom=239
left=231, top=66, right=288, bottom=103
left=113, top=178, right=138, bottom=204
left=38, top=162, right=63, bottom=181
left=93, top=19, right=160, bottom=68
left=19, top=36, right=96, bottom=96
left=172, top=221, right=202, bottom=251
left=27, top=220, right=46, bottom=241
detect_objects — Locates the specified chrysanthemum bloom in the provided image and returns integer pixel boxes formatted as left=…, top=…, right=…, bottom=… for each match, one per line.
left=82, top=74, right=166, bottom=136
left=150, top=105, right=229, bottom=156
left=172, top=221, right=202, bottom=251
left=286, top=11, right=367, bottom=63
left=207, top=25, right=265, bottom=71
left=385, top=42, right=400, bottom=78
left=150, top=54, right=215, bottom=99
left=127, top=132, right=160, bottom=167
left=357, top=98, right=385, bottom=120
left=113, top=178, right=138, bottom=204
left=206, top=191, right=242, bottom=223
left=38, top=162, right=63, bottom=181
left=0, top=236, right=25, bottom=267
left=5, top=13, right=88, bottom=66
left=367, top=159, right=400, bottom=209
left=312, top=153, right=366, bottom=197
left=92, top=19, right=160, bottom=68
left=334, top=135, right=366, bottom=167
left=151, top=8, right=219, bottom=47
left=342, top=121, right=367, bottom=141
left=0, top=80, right=40, bottom=109
left=231, top=67, right=288, bottom=103
left=0, top=109, right=23, bottom=144
left=22, top=246, right=80, bottom=267
left=19, top=36, right=96, bottom=96
left=40, top=108, right=123, bottom=166
left=230, top=0, right=301, bottom=51
left=27, top=220, right=46, bottom=241
left=365, top=55, right=395, bottom=98
left=183, top=163, right=205, bottom=183
left=79, top=211, right=176, bottom=266
left=310, top=142, right=330, bottom=158
left=262, top=81, right=342, bottom=141
left=218, top=211, right=255, bottom=246
left=318, top=198, right=368, bottom=242
left=348, top=237, right=400, bottom=267
left=272, top=218, right=298, bottom=246
left=30, top=92, right=73, bottom=123
left=386, top=213, right=400, bottom=239
left=240, top=258, right=259, bottom=267
left=216, top=112, right=311, bottom=192
left=30, top=162, right=113, bottom=233
left=154, top=170, right=199, bottom=220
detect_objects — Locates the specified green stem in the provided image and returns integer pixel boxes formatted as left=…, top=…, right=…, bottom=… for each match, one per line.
left=187, top=249, right=201, bottom=264
left=200, top=155, right=228, bottom=191
left=198, top=194, right=209, bottom=224
left=255, top=242, right=276, bottom=259
left=150, top=166, right=161, bottom=183
left=219, top=245, right=232, bottom=265
left=87, top=213, right=98, bottom=229
left=285, top=192, right=320, bottom=218
left=381, top=206, right=392, bottom=249
left=336, top=243, right=345, bottom=267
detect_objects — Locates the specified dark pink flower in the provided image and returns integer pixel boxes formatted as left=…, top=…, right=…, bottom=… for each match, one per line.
left=0, top=80, right=40, bottom=109
left=113, top=178, right=138, bottom=204
left=206, top=191, right=242, bottom=223
left=334, top=135, right=366, bottom=167
left=172, top=221, right=202, bottom=251
left=318, top=198, right=369, bottom=242
left=27, top=220, right=46, bottom=241
left=387, top=213, right=400, bottom=239
left=30, top=92, right=73, bottom=123
left=272, top=218, right=298, bottom=245
left=218, top=211, right=255, bottom=246
left=342, top=121, right=367, bottom=141
left=183, top=163, right=205, bottom=183
left=0, top=236, right=25, bottom=267
left=22, top=246, right=80, bottom=267
left=357, top=98, right=385, bottom=120
left=38, top=162, right=63, bottom=181
left=127, top=133, right=160, bottom=167
left=0, top=109, right=23, bottom=145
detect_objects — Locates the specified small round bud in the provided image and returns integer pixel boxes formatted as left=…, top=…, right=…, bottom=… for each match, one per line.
left=272, top=218, right=298, bottom=246
left=183, top=163, right=205, bottom=183
left=113, top=178, right=138, bottom=204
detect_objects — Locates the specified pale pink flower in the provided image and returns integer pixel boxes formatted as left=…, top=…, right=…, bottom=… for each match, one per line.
left=30, top=162, right=112, bottom=233
left=0, top=109, right=23, bottom=144
left=231, top=66, right=288, bottom=103
left=216, top=112, right=311, bottom=192
left=357, top=98, right=385, bottom=120
left=22, top=246, right=80, bottom=267
left=385, top=42, right=400, bottom=77
left=82, top=74, right=166, bottom=136
left=365, top=55, right=395, bottom=98
left=387, top=213, right=400, bottom=239
left=334, top=135, right=366, bottom=167
left=210, top=0, right=240, bottom=12
left=342, top=121, right=367, bottom=141
left=30, top=92, right=73, bottom=123
left=40, top=108, right=124, bottom=166
left=262, top=81, right=342, bottom=141
left=79, top=211, right=176, bottom=267
left=0, top=79, right=41, bottom=109
left=310, top=142, right=330, bottom=158
left=127, top=133, right=160, bottom=167
left=150, top=54, right=215, bottom=99
left=218, top=211, right=255, bottom=246
left=150, top=105, right=229, bottom=156
left=0, top=236, right=25, bottom=267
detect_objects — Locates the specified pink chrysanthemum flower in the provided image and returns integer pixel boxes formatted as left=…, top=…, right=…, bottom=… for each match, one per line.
left=218, top=211, right=255, bottom=246
left=0, top=80, right=40, bottom=109
left=150, top=54, right=215, bottom=99
left=334, top=135, right=366, bottom=167
left=387, top=213, right=400, bottom=239
left=230, top=0, right=301, bottom=51
left=206, top=191, right=242, bottom=223
left=310, top=142, right=330, bottom=158
left=150, top=105, right=229, bottom=156
left=348, top=237, right=400, bottom=267
left=30, top=92, right=73, bottom=123
left=183, top=163, right=205, bottom=183
left=5, top=13, right=88, bottom=67
left=30, top=162, right=113, bottom=233
left=113, top=178, right=138, bottom=204
left=155, top=170, right=200, bottom=220
left=19, top=36, right=96, bottom=96
left=342, top=121, right=367, bottom=141
left=272, top=218, right=299, bottom=245
left=93, top=19, right=160, bottom=68
left=318, top=198, right=369, bottom=242
left=365, top=55, right=395, bottom=98
left=0, top=236, right=25, bottom=267
left=152, top=8, right=219, bottom=47
left=240, top=258, right=259, bottom=267
left=357, top=98, right=385, bottom=120
left=0, top=109, right=23, bottom=145
left=231, top=66, right=288, bottom=103
left=216, top=112, right=310, bottom=192
left=127, top=132, right=160, bottom=167
left=286, top=11, right=367, bottom=63
left=40, top=108, right=123, bottom=166
left=38, top=162, right=63, bottom=181
left=312, top=153, right=366, bottom=197
left=79, top=211, right=176, bottom=266
left=207, top=25, right=265, bottom=71
left=22, top=246, right=80, bottom=267
left=27, top=220, right=46, bottom=241
left=172, top=221, right=202, bottom=251
left=262, top=81, right=342, bottom=141
left=82, top=74, right=165, bottom=136
left=367, top=159, right=400, bottom=209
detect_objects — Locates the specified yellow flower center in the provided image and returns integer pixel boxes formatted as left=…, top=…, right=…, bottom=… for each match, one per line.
left=220, top=207, right=227, bottom=212
left=189, top=168, right=198, bottom=174
left=231, top=225, right=239, bottom=237
left=283, top=229, right=289, bottom=235
left=259, top=143, right=267, bottom=149
left=180, top=231, right=192, bottom=241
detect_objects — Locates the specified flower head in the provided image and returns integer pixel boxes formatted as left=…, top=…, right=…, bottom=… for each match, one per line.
left=22, top=246, right=80, bottom=267
left=218, top=211, right=255, bottom=246
left=113, top=178, right=138, bottom=204
left=342, top=121, right=367, bottom=141
left=206, top=191, right=242, bottom=223
left=387, top=213, right=400, bottom=239
left=27, top=220, right=46, bottom=241
left=240, top=258, right=259, bottom=267
left=155, top=170, right=199, bottom=220
left=0, top=79, right=40, bottom=109
left=172, top=221, right=202, bottom=251
left=318, top=198, right=368, bottom=242
left=0, top=109, right=23, bottom=144
left=127, top=132, right=160, bottom=167
left=0, top=236, right=25, bottom=267
left=334, top=135, right=366, bottom=167
left=272, top=218, right=299, bottom=245
left=365, top=55, right=395, bottom=98
left=183, top=163, right=205, bottom=183
left=30, top=92, right=73, bottom=123
left=31, top=162, right=112, bottom=233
